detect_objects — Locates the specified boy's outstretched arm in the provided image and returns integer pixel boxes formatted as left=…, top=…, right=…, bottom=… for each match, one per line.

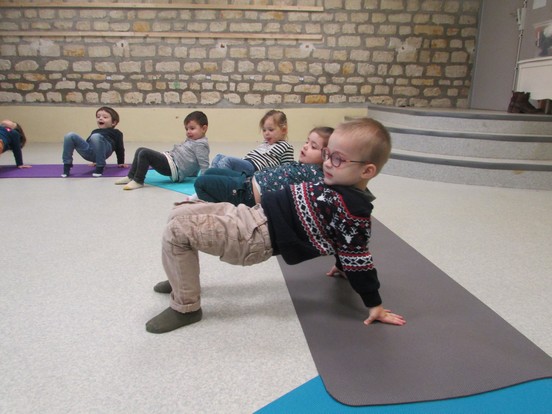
left=364, top=305, right=405, bottom=326
left=327, top=258, right=404, bottom=326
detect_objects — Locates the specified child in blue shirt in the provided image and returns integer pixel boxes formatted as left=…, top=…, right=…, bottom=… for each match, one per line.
left=0, top=120, right=31, bottom=168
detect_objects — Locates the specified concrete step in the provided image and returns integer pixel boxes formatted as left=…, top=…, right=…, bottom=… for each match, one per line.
left=390, top=149, right=552, bottom=171
left=367, top=103, right=552, bottom=135
left=388, top=126, right=552, bottom=161
left=384, top=152, right=552, bottom=190
left=362, top=103, right=552, bottom=190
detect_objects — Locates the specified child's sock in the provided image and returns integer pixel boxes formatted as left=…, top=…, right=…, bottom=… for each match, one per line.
left=115, top=176, right=132, bottom=185
left=146, top=307, right=202, bottom=334
left=123, top=180, right=144, bottom=190
left=92, top=166, right=104, bottom=177
left=61, top=164, right=72, bottom=178
left=173, top=194, right=199, bottom=206
left=153, top=280, right=172, bottom=294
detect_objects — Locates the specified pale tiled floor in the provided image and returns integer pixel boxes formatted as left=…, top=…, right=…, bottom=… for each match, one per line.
left=1, top=141, right=550, bottom=413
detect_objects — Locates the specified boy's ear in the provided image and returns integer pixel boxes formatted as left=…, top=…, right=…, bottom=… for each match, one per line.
left=361, top=163, right=378, bottom=180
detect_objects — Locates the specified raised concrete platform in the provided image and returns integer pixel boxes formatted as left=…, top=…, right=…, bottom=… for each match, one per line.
left=364, top=103, right=552, bottom=190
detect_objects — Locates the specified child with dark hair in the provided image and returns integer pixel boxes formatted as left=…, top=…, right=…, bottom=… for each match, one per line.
left=0, top=119, right=31, bottom=168
left=115, top=111, right=210, bottom=191
left=61, top=106, right=125, bottom=177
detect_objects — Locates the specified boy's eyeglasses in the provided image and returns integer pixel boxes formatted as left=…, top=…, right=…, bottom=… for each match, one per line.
left=321, top=148, right=369, bottom=168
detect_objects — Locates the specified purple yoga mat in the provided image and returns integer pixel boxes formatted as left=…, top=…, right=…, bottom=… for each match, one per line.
left=0, top=164, right=130, bottom=178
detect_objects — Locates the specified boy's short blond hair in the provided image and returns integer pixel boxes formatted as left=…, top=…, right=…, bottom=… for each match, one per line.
left=335, top=117, right=392, bottom=174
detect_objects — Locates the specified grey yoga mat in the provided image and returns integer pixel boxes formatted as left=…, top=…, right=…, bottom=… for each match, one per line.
left=277, top=218, right=552, bottom=406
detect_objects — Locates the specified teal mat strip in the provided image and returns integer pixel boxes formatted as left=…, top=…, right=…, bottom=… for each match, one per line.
left=144, top=170, right=196, bottom=194
left=256, top=377, right=552, bottom=414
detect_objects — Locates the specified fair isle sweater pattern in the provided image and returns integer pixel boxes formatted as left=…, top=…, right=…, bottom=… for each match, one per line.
left=253, top=162, right=323, bottom=195
left=291, top=182, right=374, bottom=272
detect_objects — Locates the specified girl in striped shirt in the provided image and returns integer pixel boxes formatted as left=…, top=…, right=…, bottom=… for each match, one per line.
left=210, top=109, right=294, bottom=174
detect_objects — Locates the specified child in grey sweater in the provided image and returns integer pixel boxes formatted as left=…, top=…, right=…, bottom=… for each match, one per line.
left=116, top=111, right=210, bottom=190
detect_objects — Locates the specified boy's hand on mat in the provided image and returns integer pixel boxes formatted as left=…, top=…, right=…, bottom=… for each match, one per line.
left=17, top=164, right=32, bottom=168
left=326, top=265, right=347, bottom=279
left=364, top=305, right=406, bottom=326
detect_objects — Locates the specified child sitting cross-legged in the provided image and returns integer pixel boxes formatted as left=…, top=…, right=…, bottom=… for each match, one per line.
left=145, top=117, right=406, bottom=334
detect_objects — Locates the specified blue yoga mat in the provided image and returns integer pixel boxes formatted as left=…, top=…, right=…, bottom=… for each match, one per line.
left=257, top=377, right=552, bottom=413
left=144, top=170, right=196, bottom=195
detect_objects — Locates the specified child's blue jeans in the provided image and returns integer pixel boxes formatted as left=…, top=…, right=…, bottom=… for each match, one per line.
left=62, top=132, right=113, bottom=167
left=194, top=168, right=256, bottom=207
left=210, top=153, right=255, bottom=174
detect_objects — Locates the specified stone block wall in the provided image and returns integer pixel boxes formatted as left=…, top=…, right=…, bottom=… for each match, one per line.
left=0, top=0, right=481, bottom=108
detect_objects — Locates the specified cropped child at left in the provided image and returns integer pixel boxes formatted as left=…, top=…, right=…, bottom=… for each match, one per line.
left=0, top=120, right=31, bottom=168
left=61, top=106, right=125, bottom=177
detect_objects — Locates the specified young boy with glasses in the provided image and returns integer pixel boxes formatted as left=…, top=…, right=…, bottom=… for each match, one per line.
left=146, top=117, right=405, bottom=333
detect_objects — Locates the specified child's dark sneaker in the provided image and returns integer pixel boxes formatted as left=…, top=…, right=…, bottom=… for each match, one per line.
left=146, top=307, right=202, bottom=333
left=61, top=164, right=72, bottom=178
left=92, top=166, right=104, bottom=177
left=153, top=280, right=172, bottom=294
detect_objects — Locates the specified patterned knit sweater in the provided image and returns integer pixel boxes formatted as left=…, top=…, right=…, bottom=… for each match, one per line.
left=253, top=162, right=323, bottom=195
left=262, top=181, right=381, bottom=308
